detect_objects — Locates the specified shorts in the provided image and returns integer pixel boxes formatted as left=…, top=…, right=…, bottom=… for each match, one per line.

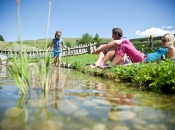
left=53, top=51, right=62, bottom=57
left=110, top=55, right=132, bottom=64
left=124, top=56, right=132, bottom=64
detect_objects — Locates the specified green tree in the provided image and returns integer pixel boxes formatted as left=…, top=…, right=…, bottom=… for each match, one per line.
left=0, top=35, right=5, bottom=41
left=77, top=33, right=92, bottom=45
left=65, top=41, right=72, bottom=47
left=92, top=33, right=102, bottom=45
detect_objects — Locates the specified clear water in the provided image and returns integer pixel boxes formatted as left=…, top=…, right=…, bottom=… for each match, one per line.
left=0, top=66, right=175, bottom=130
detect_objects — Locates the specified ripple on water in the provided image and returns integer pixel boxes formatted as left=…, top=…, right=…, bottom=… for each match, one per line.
left=137, top=107, right=165, bottom=122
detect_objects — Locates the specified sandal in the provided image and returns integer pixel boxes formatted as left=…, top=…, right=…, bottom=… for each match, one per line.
left=98, top=64, right=111, bottom=69
left=86, top=64, right=97, bottom=68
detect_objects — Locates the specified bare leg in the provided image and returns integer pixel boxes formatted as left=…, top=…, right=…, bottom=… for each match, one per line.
left=57, top=56, right=61, bottom=68
left=54, top=56, right=57, bottom=66
left=111, top=54, right=123, bottom=67
left=118, top=54, right=126, bottom=65
left=95, top=51, right=105, bottom=66
left=99, top=49, right=115, bottom=67
left=98, top=46, right=118, bottom=67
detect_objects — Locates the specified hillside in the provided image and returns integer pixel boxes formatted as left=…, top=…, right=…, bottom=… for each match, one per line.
left=2, top=34, right=173, bottom=51
left=1, top=38, right=112, bottom=50
left=0, top=41, right=41, bottom=51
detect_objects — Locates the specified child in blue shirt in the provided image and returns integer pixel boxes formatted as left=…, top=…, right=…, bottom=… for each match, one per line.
left=47, top=31, right=69, bottom=67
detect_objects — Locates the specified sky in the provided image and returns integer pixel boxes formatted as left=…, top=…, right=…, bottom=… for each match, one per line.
left=0, top=0, right=175, bottom=42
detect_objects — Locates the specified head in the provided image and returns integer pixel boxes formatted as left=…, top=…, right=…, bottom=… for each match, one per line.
left=112, top=28, right=123, bottom=40
left=162, top=33, right=175, bottom=48
left=55, top=31, right=62, bottom=39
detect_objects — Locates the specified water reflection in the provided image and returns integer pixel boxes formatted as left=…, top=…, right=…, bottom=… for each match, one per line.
left=0, top=94, right=29, bottom=130
left=0, top=68, right=175, bottom=130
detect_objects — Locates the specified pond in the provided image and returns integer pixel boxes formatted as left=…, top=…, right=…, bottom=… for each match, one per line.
left=0, top=65, right=175, bottom=130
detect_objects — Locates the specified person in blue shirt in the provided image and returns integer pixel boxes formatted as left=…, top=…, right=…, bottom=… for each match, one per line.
left=146, top=33, right=175, bottom=62
left=47, top=31, right=69, bottom=67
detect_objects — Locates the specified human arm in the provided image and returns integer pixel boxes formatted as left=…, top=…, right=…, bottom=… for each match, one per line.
left=47, top=42, right=54, bottom=51
left=95, top=40, right=123, bottom=53
left=63, top=44, right=70, bottom=51
left=167, top=47, right=175, bottom=59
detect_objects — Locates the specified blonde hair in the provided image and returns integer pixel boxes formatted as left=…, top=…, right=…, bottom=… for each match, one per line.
left=163, top=33, right=175, bottom=47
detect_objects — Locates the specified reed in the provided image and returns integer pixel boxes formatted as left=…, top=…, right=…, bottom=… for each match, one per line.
left=7, top=0, right=55, bottom=95
left=46, top=0, right=52, bottom=47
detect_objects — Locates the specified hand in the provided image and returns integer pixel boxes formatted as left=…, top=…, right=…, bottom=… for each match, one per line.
left=47, top=48, right=50, bottom=51
left=67, top=48, right=70, bottom=51
left=95, top=45, right=104, bottom=54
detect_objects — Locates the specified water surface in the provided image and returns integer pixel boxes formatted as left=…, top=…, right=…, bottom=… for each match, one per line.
left=0, top=66, right=175, bottom=130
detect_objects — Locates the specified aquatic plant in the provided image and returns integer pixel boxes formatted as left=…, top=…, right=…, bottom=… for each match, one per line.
left=7, top=0, right=55, bottom=94
left=46, top=0, right=52, bottom=47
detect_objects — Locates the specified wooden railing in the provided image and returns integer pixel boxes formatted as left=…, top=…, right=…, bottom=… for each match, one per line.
left=0, top=43, right=97, bottom=58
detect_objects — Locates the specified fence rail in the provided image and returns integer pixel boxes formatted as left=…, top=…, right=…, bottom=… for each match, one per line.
left=0, top=43, right=97, bottom=58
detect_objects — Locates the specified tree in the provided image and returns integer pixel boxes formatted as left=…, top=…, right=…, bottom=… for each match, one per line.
left=0, top=35, right=4, bottom=41
left=65, top=41, right=72, bottom=47
left=92, top=33, right=102, bottom=44
left=77, top=33, right=92, bottom=45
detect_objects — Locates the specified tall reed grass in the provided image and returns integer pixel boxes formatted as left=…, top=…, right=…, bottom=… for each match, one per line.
left=7, top=0, right=61, bottom=95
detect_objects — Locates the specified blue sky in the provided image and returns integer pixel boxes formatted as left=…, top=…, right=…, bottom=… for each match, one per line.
left=0, top=0, right=175, bottom=42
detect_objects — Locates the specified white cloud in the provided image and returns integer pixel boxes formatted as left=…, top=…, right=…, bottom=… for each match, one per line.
left=161, top=26, right=173, bottom=29
left=166, top=26, right=173, bottom=28
left=136, top=27, right=175, bottom=37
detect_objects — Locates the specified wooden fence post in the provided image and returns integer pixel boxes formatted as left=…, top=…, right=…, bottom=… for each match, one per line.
left=149, top=35, right=154, bottom=50
left=88, top=42, right=96, bottom=54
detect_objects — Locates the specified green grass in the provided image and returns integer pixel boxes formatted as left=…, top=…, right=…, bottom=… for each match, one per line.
left=61, top=54, right=175, bottom=93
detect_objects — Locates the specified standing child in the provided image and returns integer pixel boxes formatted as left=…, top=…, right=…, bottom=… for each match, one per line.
left=47, top=31, right=69, bottom=67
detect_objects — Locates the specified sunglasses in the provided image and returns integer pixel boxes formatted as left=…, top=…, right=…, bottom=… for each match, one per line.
left=162, top=40, right=167, bottom=42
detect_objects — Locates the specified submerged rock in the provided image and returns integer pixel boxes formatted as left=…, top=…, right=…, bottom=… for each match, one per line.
left=92, top=123, right=106, bottom=130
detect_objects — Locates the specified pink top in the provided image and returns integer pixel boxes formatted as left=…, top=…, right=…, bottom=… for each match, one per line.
left=116, top=40, right=146, bottom=62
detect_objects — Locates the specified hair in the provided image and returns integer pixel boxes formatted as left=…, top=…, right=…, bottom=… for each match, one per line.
left=163, top=33, right=175, bottom=47
left=112, top=28, right=123, bottom=37
left=55, top=31, right=62, bottom=38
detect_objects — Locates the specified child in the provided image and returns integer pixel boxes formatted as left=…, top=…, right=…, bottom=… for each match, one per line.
left=47, top=31, right=69, bottom=67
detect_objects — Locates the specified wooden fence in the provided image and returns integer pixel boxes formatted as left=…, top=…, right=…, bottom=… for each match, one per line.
left=0, top=42, right=97, bottom=58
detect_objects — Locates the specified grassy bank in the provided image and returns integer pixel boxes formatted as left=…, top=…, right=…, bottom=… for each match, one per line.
left=7, top=53, right=175, bottom=94
left=61, top=54, right=175, bottom=93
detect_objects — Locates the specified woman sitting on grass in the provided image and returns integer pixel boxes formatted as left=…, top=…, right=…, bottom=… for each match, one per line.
left=95, top=33, right=175, bottom=68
